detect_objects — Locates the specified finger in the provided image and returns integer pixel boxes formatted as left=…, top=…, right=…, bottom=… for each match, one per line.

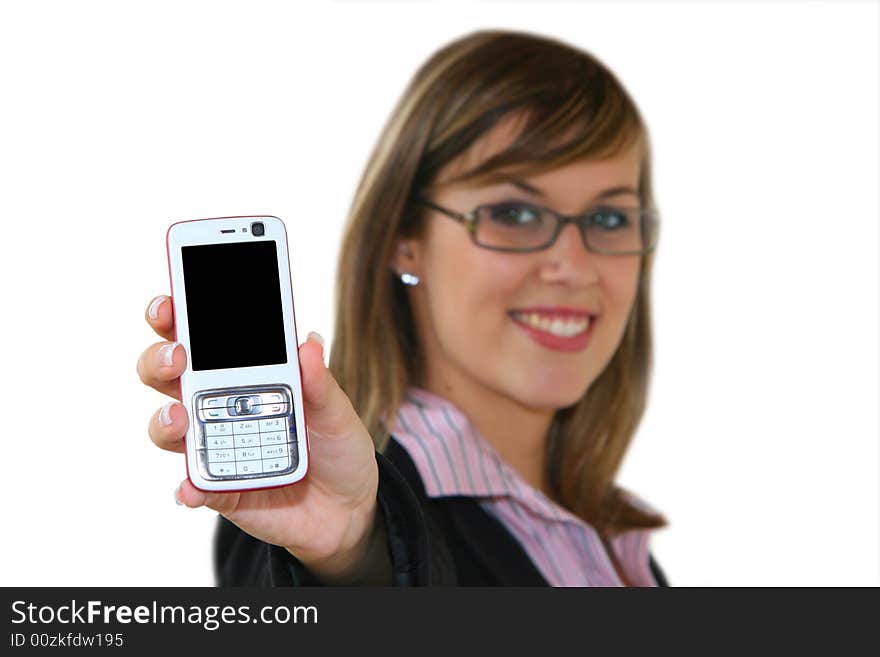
left=136, top=341, right=186, bottom=400
left=149, top=400, right=188, bottom=453
left=145, top=295, right=176, bottom=342
left=175, top=478, right=241, bottom=515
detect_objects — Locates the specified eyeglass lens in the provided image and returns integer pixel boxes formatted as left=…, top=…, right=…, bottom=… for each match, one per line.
left=474, top=203, right=657, bottom=253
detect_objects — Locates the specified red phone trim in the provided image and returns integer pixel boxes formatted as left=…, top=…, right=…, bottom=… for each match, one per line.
left=165, top=215, right=311, bottom=494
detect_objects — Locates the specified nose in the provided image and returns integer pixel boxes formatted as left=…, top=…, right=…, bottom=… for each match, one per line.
left=539, top=221, right=600, bottom=283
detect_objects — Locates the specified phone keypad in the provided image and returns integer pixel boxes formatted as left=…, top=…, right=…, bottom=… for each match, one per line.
left=192, top=386, right=298, bottom=480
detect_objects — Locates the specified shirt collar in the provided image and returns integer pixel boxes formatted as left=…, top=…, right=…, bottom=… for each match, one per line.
left=387, top=385, right=660, bottom=525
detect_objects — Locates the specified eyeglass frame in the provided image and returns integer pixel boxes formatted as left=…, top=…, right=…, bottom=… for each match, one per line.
left=414, top=196, right=660, bottom=256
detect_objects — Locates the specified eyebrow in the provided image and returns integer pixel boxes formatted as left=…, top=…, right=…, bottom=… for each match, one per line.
left=506, top=177, right=640, bottom=201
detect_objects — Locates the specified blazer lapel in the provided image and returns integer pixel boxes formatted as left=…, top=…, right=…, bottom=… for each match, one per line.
left=443, top=496, right=548, bottom=586
left=384, top=436, right=548, bottom=586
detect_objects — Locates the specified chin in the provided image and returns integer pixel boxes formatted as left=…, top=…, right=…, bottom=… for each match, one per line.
left=511, top=381, right=589, bottom=412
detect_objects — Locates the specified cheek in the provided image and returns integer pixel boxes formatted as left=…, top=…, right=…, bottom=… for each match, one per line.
left=429, top=251, right=527, bottom=345
left=604, top=259, right=641, bottom=313
left=596, top=259, right=641, bottom=351
left=466, top=255, right=529, bottom=324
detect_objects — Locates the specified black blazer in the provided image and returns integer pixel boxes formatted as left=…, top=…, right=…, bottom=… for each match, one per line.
left=214, top=435, right=670, bottom=586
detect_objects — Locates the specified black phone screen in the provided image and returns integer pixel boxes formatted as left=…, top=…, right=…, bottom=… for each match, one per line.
left=181, top=241, right=288, bottom=371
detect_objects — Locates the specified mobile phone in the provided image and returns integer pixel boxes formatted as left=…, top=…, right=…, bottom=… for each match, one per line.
left=165, top=215, right=309, bottom=492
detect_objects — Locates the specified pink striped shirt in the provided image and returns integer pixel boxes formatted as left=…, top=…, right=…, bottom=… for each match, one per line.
left=386, top=385, right=663, bottom=587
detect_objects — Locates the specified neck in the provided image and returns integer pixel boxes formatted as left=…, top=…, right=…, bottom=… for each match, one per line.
left=420, top=372, right=556, bottom=497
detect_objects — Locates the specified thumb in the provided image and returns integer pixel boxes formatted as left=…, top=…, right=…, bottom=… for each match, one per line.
left=298, top=331, right=353, bottom=436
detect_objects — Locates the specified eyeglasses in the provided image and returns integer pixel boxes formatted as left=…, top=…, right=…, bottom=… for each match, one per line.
left=415, top=197, right=660, bottom=256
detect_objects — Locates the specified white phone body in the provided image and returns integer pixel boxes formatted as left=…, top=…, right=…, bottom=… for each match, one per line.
left=166, top=215, right=310, bottom=492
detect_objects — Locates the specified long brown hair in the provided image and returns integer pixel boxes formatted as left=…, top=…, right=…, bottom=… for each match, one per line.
left=329, top=29, right=668, bottom=536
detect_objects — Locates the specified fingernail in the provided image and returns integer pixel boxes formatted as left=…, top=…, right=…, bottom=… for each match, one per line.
left=307, top=331, right=324, bottom=348
left=159, top=400, right=177, bottom=427
left=158, top=342, right=179, bottom=367
left=174, top=484, right=183, bottom=506
left=148, top=295, right=168, bottom=320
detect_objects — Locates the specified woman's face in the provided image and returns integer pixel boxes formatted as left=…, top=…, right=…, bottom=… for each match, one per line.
left=395, top=120, right=643, bottom=412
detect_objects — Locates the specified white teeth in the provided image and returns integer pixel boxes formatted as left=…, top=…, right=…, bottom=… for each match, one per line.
left=512, top=312, right=591, bottom=337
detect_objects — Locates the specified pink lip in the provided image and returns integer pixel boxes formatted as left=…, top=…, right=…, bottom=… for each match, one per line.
left=509, top=311, right=597, bottom=353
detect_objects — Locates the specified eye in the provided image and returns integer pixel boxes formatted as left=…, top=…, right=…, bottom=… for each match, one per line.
left=486, top=202, right=543, bottom=226
left=587, top=208, right=631, bottom=230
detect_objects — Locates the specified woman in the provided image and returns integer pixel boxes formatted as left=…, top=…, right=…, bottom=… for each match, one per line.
left=137, top=29, right=670, bottom=586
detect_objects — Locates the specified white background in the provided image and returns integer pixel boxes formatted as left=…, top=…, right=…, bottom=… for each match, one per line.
left=0, top=0, right=876, bottom=586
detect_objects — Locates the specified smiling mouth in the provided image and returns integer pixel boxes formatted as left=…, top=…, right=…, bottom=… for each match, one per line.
left=508, top=310, right=593, bottom=337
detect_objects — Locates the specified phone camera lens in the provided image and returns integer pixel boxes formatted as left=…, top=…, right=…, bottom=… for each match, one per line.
left=251, top=222, right=265, bottom=237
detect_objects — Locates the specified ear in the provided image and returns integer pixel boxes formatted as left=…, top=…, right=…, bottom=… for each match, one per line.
left=390, top=237, right=421, bottom=278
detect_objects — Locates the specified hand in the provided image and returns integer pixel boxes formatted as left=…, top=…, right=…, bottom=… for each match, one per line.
left=136, top=295, right=380, bottom=579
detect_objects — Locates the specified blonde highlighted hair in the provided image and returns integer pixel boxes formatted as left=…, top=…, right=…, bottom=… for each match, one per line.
left=329, top=29, right=668, bottom=536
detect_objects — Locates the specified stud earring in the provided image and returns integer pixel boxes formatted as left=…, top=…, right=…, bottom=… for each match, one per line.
left=400, top=272, right=420, bottom=286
